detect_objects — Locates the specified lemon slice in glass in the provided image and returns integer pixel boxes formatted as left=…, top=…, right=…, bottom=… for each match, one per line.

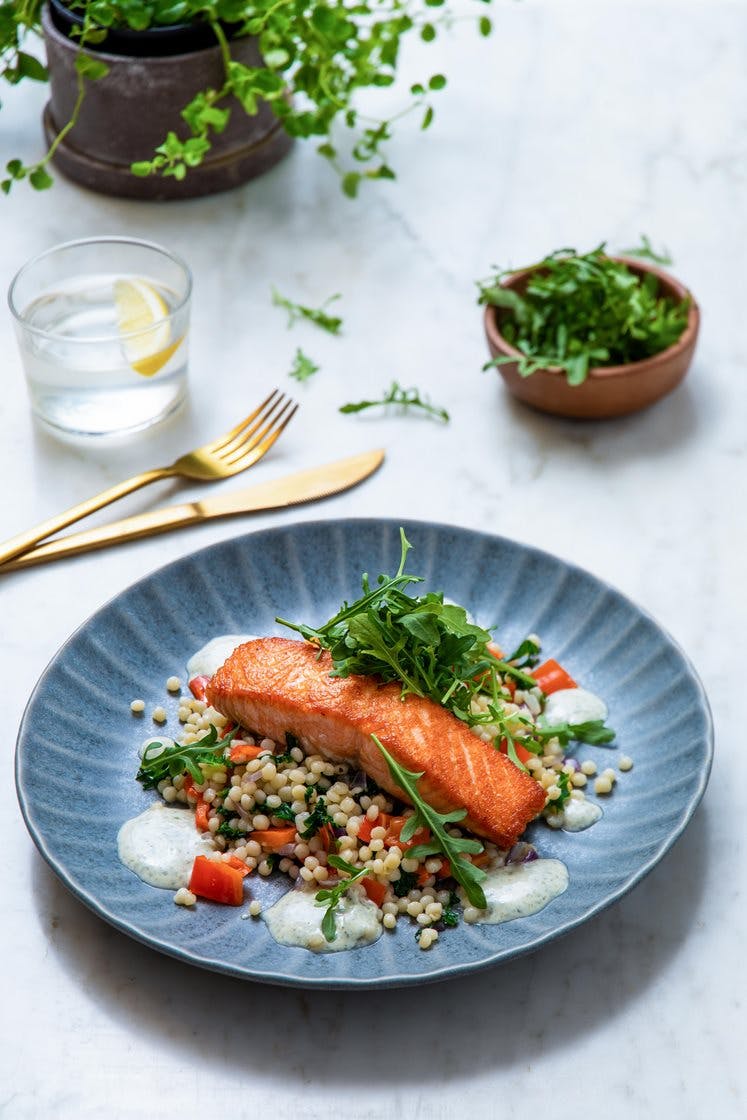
left=114, top=278, right=180, bottom=378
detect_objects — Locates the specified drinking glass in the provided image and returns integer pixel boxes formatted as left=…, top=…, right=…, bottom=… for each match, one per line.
left=8, top=237, right=192, bottom=437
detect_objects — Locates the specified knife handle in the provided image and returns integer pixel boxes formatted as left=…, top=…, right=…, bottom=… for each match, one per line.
left=0, top=501, right=202, bottom=571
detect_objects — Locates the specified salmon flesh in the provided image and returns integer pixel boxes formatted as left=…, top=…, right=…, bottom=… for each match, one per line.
left=207, top=637, right=546, bottom=849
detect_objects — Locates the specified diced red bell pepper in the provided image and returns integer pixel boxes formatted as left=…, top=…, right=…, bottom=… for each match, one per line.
left=531, top=658, right=577, bottom=695
left=189, top=855, right=245, bottom=905
left=357, top=812, right=391, bottom=844
left=189, top=675, right=211, bottom=701
left=250, top=827, right=297, bottom=852
left=361, top=877, right=387, bottom=907
left=229, top=741, right=264, bottom=764
left=194, top=801, right=211, bottom=832
left=223, top=854, right=251, bottom=877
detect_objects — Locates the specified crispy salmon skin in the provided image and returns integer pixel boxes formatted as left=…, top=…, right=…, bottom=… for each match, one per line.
left=206, top=637, right=546, bottom=849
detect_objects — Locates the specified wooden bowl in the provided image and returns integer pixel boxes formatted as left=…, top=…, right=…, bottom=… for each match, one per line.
left=483, top=257, right=700, bottom=419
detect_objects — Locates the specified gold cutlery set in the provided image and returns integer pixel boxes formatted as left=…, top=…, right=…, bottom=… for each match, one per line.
left=0, top=389, right=384, bottom=573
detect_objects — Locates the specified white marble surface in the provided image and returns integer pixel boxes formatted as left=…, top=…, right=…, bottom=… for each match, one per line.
left=1, top=2, right=744, bottom=1116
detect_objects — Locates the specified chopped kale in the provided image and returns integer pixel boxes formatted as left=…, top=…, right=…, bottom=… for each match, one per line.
left=393, top=869, right=419, bottom=897
left=300, top=796, right=333, bottom=840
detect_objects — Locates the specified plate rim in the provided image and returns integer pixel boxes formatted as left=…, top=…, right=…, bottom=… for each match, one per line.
left=15, top=516, right=714, bottom=988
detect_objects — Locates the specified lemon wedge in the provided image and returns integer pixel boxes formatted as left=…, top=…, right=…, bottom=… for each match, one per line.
left=114, top=278, right=180, bottom=378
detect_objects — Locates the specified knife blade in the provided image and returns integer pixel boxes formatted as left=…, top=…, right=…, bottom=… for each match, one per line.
left=2, top=449, right=384, bottom=572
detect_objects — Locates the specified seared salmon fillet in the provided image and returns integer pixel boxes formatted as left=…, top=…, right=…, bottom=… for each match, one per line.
left=207, top=637, right=546, bottom=849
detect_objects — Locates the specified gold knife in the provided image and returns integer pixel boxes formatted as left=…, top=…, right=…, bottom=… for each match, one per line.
left=2, top=449, right=384, bottom=572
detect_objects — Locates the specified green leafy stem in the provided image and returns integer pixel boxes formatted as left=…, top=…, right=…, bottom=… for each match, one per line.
left=2, top=0, right=494, bottom=193
left=136, top=723, right=236, bottom=790
left=373, top=734, right=487, bottom=908
left=315, top=853, right=369, bottom=941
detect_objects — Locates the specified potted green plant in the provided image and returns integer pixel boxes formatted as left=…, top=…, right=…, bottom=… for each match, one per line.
left=0, top=0, right=493, bottom=199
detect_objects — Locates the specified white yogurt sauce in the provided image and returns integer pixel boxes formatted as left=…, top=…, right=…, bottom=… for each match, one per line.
left=118, top=804, right=216, bottom=889
left=264, top=887, right=383, bottom=952
left=186, top=634, right=258, bottom=681
left=541, top=687, right=607, bottom=726
left=463, top=859, right=569, bottom=924
left=560, top=797, right=603, bottom=832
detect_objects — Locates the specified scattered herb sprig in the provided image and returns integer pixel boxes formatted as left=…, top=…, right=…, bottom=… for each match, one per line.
left=272, top=289, right=343, bottom=335
left=136, top=724, right=236, bottom=790
left=288, top=348, right=320, bottom=383
left=373, top=736, right=487, bottom=908
left=315, top=854, right=370, bottom=941
left=340, top=381, right=449, bottom=422
left=478, top=241, right=690, bottom=385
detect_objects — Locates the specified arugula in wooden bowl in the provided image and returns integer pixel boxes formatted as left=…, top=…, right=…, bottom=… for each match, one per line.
left=479, top=240, right=699, bottom=420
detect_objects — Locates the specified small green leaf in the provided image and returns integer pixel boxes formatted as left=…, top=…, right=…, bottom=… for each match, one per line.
left=342, top=172, right=360, bottom=198
left=74, top=53, right=109, bottom=80
left=429, top=74, right=447, bottom=91
left=479, top=15, right=492, bottom=36
left=16, top=52, right=48, bottom=82
left=29, top=166, right=53, bottom=190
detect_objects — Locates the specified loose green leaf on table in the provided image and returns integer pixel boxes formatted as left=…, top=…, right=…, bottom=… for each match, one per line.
left=288, top=347, right=320, bottom=382
left=272, top=288, right=343, bottom=335
left=340, top=381, right=449, bottom=422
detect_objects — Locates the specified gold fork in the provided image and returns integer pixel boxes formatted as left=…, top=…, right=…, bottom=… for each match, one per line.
left=0, top=388, right=298, bottom=568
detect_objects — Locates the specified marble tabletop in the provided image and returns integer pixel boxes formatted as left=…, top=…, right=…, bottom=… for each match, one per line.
left=1, top=2, right=744, bottom=1117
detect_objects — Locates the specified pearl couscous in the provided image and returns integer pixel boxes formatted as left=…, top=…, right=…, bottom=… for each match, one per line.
left=126, top=639, right=631, bottom=951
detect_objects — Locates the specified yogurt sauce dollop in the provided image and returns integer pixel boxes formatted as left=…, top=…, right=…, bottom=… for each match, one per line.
left=541, top=687, right=607, bottom=726
left=463, top=859, right=569, bottom=924
left=264, top=887, right=383, bottom=952
left=186, top=634, right=258, bottom=681
left=118, top=804, right=216, bottom=889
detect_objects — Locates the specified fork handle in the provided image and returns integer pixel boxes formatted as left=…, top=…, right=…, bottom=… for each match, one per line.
left=0, top=466, right=174, bottom=567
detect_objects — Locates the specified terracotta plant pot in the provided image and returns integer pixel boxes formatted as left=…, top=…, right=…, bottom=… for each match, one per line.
left=483, top=257, right=700, bottom=420
left=41, top=3, right=293, bottom=200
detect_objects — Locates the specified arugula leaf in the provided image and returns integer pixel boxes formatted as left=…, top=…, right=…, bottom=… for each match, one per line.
left=505, top=636, right=542, bottom=669
left=478, top=243, right=690, bottom=385
left=278, top=529, right=499, bottom=723
left=315, top=853, right=369, bottom=941
left=373, top=736, right=487, bottom=909
left=553, top=770, right=572, bottom=809
left=537, top=719, right=616, bottom=746
left=272, top=288, right=342, bottom=335
left=136, top=725, right=236, bottom=790
left=619, top=234, right=672, bottom=266
left=339, top=381, right=449, bottom=422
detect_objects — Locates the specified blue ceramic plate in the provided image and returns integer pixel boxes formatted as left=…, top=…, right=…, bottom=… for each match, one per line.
left=16, top=519, right=713, bottom=988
